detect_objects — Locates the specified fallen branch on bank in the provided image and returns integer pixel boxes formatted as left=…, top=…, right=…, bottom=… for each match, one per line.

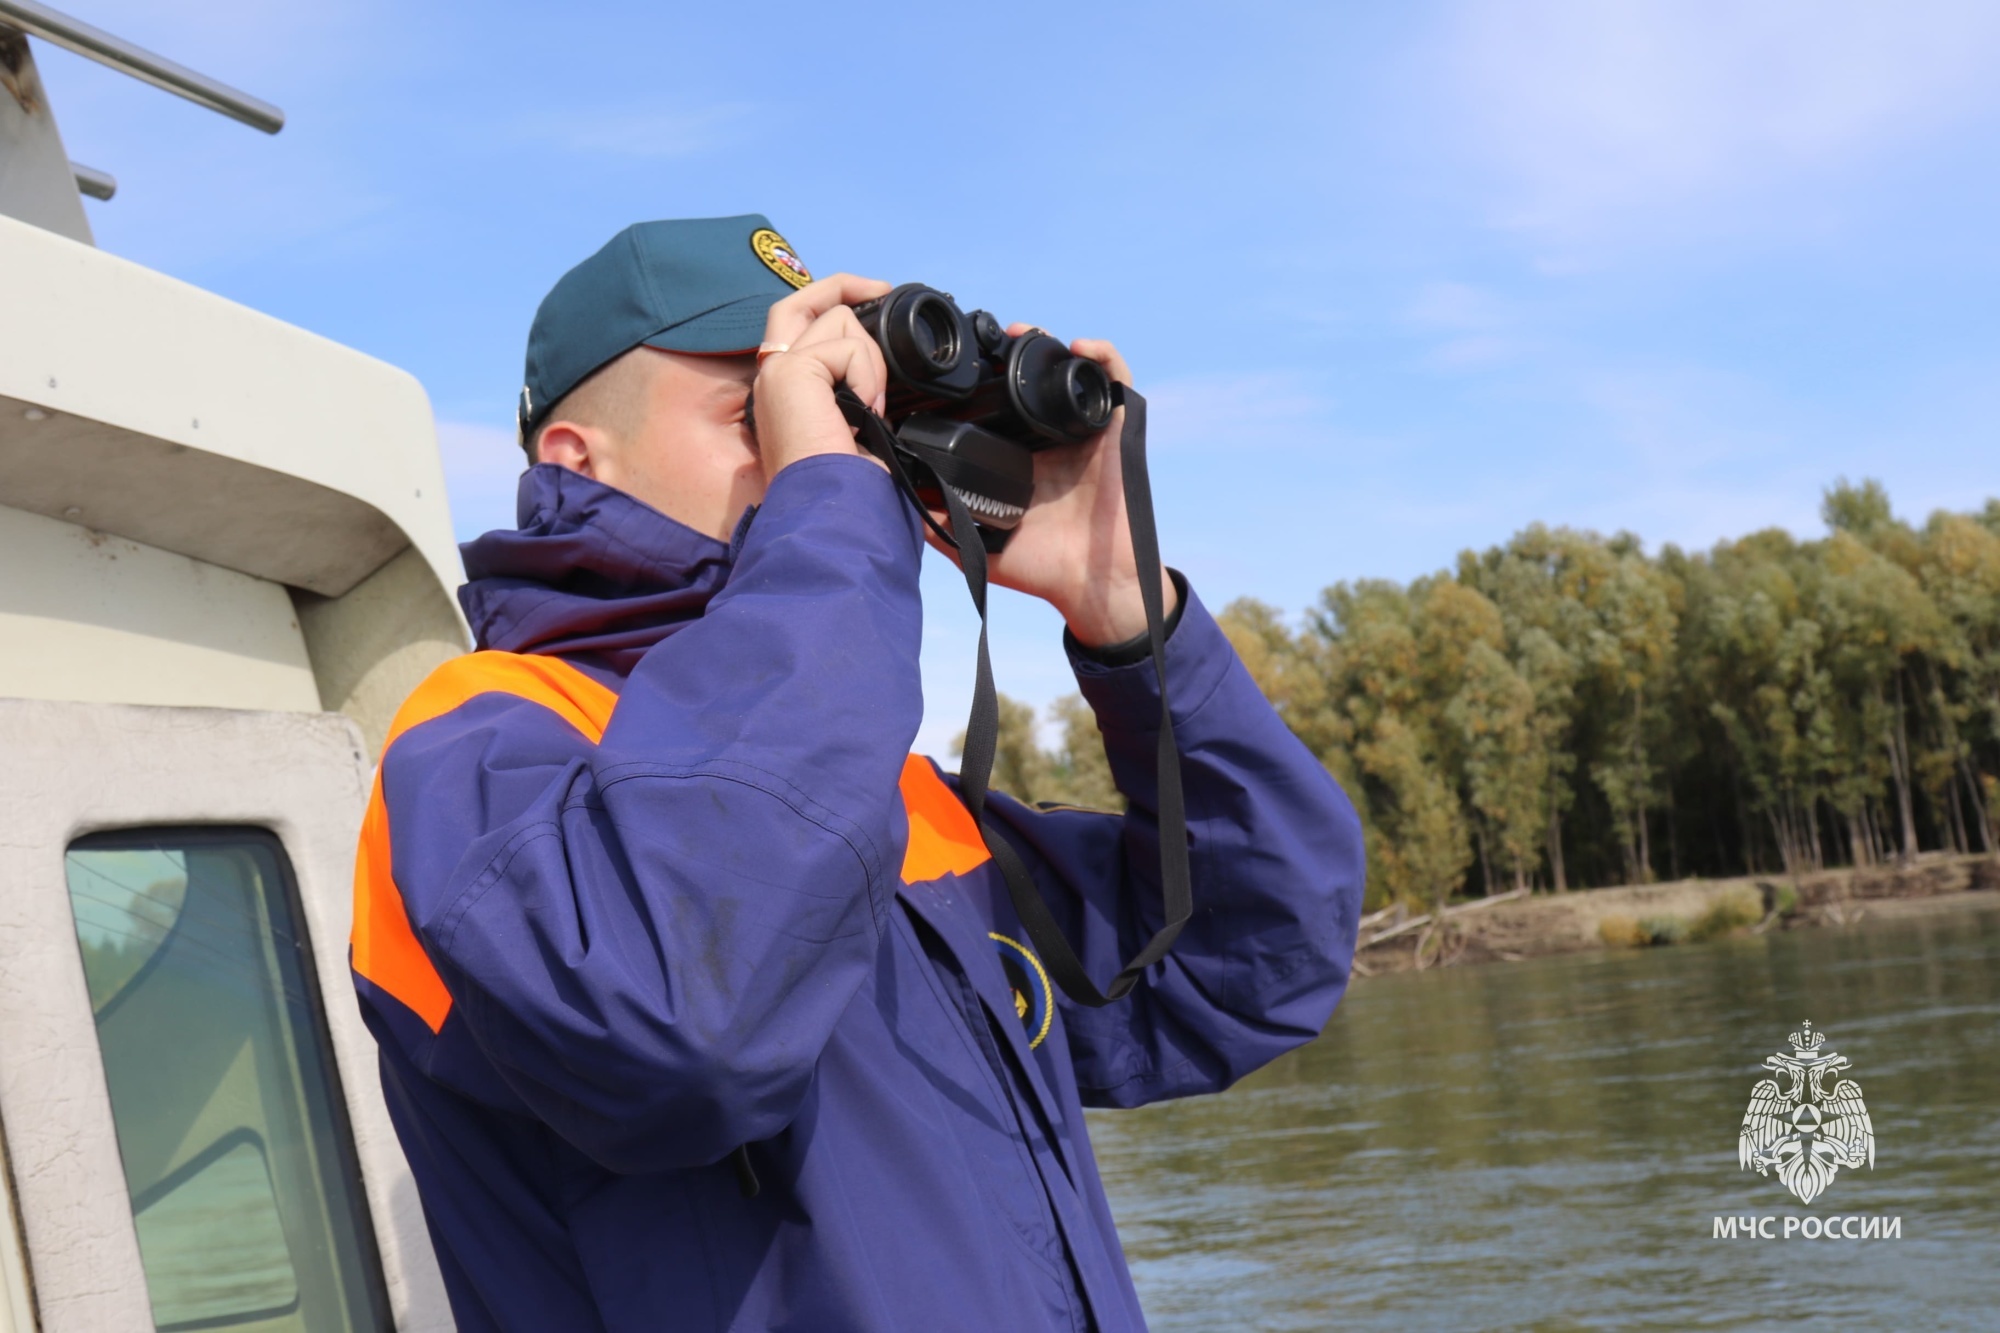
left=1359, top=887, right=1530, bottom=950
left=1357, top=903, right=1400, bottom=933
left=1348, top=854, right=2000, bottom=977
left=1365, top=911, right=1432, bottom=948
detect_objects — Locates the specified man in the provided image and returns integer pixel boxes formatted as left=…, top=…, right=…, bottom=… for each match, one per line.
left=353, top=214, right=1364, bottom=1332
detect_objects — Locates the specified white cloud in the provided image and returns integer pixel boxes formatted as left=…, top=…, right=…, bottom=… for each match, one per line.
left=1485, top=354, right=1994, bottom=556
left=1438, top=0, right=2000, bottom=251
left=1405, top=280, right=1524, bottom=369
left=1406, top=280, right=1505, bottom=331
left=435, top=419, right=527, bottom=543
left=1144, top=371, right=1335, bottom=453
left=1575, top=363, right=1790, bottom=475
left=1468, top=355, right=1829, bottom=552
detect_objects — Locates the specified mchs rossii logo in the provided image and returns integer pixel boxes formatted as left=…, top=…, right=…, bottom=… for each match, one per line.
left=1739, top=1021, right=1875, bottom=1204
left=1713, top=1021, right=1900, bottom=1241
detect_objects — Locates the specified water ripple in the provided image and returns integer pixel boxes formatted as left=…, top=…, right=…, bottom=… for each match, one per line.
left=1090, top=899, right=2000, bottom=1331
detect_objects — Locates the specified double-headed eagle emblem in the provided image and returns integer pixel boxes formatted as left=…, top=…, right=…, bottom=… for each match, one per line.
left=1738, top=1021, right=1875, bottom=1204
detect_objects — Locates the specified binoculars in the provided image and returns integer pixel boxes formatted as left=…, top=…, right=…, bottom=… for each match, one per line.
left=851, top=285, right=1116, bottom=529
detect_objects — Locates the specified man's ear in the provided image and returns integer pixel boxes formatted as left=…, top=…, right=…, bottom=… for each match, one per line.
left=536, top=421, right=598, bottom=476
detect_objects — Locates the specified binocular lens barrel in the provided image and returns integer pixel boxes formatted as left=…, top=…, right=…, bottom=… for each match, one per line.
left=891, top=291, right=963, bottom=376
left=1006, top=334, right=1113, bottom=442
left=1055, top=358, right=1113, bottom=434
left=862, top=284, right=1116, bottom=447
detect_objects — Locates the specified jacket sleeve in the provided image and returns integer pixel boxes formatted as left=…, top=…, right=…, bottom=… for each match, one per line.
left=374, top=455, right=925, bottom=1174
left=977, top=580, right=1365, bottom=1108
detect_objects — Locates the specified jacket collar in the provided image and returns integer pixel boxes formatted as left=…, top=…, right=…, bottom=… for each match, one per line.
left=458, top=464, right=736, bottom=680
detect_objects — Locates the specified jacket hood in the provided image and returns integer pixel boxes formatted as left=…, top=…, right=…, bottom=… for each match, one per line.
left=458, top=464, right=734, bottom=678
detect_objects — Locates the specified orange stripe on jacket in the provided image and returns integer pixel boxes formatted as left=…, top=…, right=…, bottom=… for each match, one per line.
left=353, top=655, right=992, bottom=1033
left=899, top=755, right=992, bottom=883
left=352, top=653, right=618, bottom=1033
left=385, top=651, right=619, bottom=751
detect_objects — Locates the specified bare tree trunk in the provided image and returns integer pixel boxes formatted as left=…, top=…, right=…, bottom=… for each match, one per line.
left=1918, top=657, right=1983, bottom=857
left=1708, top=798, right=1728, bottom=875
left=1945, top=780, right=1967, bottom=856
left=1632, top=690, right=1652, bottom=884
left=1474, top=821, right=1494, bottom=899
left=1547, top=794, right=1568, bottom=893
left=1885, top=680, right=1918, bottom=864
left=1767, top=808, right=1795, bottom=877
left=1735, top=783, right=1758, bottom=874
left=1960, top=758, right=1994, bottom=854
left=1806, top=799, right=1824, bottom=871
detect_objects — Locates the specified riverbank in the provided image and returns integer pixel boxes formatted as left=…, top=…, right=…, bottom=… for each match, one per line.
left=1353, top=852, right=2000, bottom=975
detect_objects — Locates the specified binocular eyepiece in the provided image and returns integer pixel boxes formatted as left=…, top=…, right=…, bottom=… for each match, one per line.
left=840, top=284, right=1119, bottom=538
left=855, top=284, right=1115, bottom=445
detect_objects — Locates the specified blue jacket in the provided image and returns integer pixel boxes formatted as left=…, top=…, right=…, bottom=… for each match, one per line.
left=352, top=456, right=1364, bottom=1332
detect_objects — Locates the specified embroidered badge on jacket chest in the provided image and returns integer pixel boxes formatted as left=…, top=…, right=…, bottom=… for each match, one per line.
left=989, top=934, right=1053, bottom=1050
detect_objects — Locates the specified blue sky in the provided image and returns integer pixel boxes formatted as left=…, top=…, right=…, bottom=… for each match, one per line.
left=35, top=0, right=2000, bottom=754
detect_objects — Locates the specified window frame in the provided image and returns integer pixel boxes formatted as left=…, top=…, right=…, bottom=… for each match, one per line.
left=67, top=824, right=396, bottom=1333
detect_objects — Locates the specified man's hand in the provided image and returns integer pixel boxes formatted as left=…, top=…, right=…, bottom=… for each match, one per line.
left=928, top=330, right=1177, bottom=649
left=751, top=274, right=893, bottom=481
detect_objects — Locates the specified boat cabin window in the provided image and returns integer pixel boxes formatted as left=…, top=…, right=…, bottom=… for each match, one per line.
left=65, top=829, right=391, bottom=1333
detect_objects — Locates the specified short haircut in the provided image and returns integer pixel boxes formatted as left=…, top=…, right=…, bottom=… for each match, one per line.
left=523, top=346, right=657, bottom=463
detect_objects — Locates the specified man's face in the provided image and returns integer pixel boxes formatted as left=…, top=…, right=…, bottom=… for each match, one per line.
left=537, top=348, right=763, bottom=543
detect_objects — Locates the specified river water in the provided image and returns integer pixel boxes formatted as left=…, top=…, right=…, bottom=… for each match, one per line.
left=1089, top=898, right=2000, bottom=1331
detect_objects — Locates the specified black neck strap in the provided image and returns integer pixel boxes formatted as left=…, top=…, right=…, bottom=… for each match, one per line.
left=836, top=387, right=1191, bottom=1007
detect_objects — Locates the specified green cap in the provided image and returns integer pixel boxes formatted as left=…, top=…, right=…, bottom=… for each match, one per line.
left=517, top=214, right=812, bottom=444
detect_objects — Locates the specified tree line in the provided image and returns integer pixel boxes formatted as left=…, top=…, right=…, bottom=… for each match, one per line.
left=978, top=480, right=2000, bottom=912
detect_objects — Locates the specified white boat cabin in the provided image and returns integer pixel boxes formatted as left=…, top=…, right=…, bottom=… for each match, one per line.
left=1, top=8, right=462, bottom=1329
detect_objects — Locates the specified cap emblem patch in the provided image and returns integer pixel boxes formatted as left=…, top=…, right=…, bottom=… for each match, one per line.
left=750, top=228, right=812, bottom=289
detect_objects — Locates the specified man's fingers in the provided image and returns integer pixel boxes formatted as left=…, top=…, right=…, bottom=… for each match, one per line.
left=763, top=273, right=892, bottom=347
left=790, top=304, right=867, bottom=350
left=771, top=334, right=888, bottom=415
left=1069, top=337, right=1132, bottom=386
left=780, top=307, right=887, bottom=411
left=1004, top=324, right=1131, bottom=387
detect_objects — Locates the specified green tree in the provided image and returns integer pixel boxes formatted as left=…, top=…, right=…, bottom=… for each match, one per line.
left=1913, top=512, right=2000, bottom=851
left=1313, top=580, right=1473, bottom=911
left=1459, top=526, right=1674, bottom=887
left=1822, top=477, right=1894, bottom=537
left=953, top=692, right=1123, bottom=811
left=1817, top=527, right=1944, bottom=862
left=985, top=693, right=1054, bottom=804
left=1218, top=598, right=1353, bottom=774
left=1679, top=530, right=1838, bottom=873
left=972, top=478, right=2000, bottom=907
left=1444, top=636, right=1547, bottom=892
left=1043, top=695, right=1122, bottom=811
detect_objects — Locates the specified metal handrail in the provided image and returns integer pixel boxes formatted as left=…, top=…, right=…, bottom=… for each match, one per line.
left=70, top=161, right=114, bottom=200
left=0, top=0, right=283, bottom=134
